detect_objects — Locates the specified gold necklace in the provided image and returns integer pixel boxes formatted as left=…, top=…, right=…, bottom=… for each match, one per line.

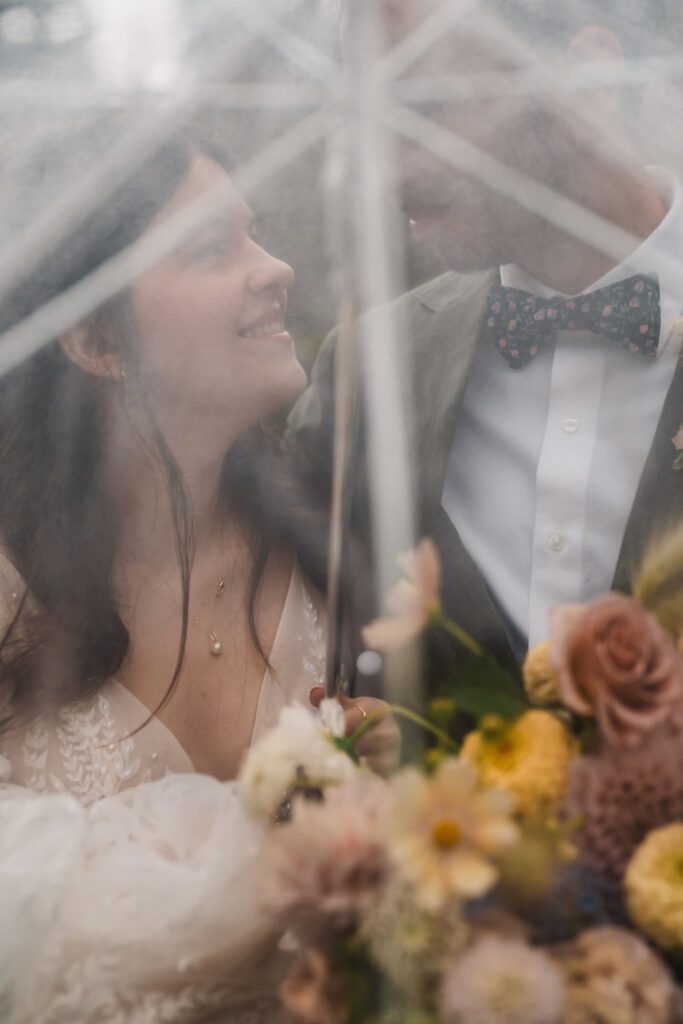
left=126, top=561, right=228, bottom=657
left=208, top=575, right=225, bottom=656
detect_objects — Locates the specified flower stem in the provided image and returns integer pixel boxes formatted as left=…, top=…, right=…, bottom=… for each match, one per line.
left=350, top=704, right=457, bottom=750
left=436, top=612, right=485, bottom=658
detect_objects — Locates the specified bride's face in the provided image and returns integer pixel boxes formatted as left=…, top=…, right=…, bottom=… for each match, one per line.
left=129, top=153, right=305, bottom=431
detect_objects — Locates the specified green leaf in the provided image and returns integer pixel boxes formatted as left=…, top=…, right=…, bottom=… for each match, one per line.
left=441, top=651, right=529, bottom=722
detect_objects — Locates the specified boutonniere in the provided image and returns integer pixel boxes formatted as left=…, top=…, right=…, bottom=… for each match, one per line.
left=673, top=423, right=683, bottom=470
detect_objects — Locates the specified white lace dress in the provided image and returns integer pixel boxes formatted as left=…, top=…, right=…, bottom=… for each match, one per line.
left=0, top=561, right=326, bottom=1024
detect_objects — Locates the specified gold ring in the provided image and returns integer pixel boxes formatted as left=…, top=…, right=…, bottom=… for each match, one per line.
left=358, top=704, right=368, bottom=721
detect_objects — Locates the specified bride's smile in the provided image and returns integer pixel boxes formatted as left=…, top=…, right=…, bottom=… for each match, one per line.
left=128, top=153, right=306, bottom=444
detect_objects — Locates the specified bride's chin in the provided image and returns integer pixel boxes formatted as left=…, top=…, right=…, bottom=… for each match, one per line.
left=265, top=360, right=308, bottom=411
left=238, top=362, right=309, bottom=428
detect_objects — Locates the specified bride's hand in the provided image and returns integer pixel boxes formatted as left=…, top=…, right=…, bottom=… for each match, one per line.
left=309, top=687, right=401, bottom=777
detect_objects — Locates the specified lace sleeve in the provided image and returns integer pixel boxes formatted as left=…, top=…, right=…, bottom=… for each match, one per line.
left=0, top=775, right=288, bottom=1024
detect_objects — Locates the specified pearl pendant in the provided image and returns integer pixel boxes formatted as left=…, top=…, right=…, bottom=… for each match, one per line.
left=209, top=632, right=223, bottom=656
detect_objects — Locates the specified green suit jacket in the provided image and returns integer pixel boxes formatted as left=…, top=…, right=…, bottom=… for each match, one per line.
left=288, top=270, right=683, bottom=684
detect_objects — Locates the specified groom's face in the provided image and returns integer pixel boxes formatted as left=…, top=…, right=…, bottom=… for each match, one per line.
left=341, top=0, right=616, bottom=272
left=389, top=23, right=533, bottom=272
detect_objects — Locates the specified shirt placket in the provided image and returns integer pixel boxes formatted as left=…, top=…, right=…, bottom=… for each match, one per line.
left=527, top=333, right=606, bottom=645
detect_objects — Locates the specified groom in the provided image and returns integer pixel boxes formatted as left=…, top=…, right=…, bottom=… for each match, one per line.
left=289, top=0, right=683, bottom=684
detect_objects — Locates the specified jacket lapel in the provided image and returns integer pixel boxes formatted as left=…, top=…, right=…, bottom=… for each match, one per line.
left=405, top=270, right=520, bottom=674
left=612, top=341, right=683, bottom=592
left=409, top=270, right=497, bottom=509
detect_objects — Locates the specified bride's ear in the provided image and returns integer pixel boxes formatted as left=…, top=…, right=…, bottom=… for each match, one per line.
left=59, top=316, right=126, bottom=381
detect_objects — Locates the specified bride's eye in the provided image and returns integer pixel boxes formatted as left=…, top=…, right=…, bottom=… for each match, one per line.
left=184, top=234, right=236, bottom=264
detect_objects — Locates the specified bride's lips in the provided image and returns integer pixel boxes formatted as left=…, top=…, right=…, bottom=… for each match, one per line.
left=238, top=293, right=291, bottom=342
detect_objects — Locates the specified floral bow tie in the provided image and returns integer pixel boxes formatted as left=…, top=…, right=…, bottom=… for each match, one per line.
left=486, top=274, right=661, bottom=370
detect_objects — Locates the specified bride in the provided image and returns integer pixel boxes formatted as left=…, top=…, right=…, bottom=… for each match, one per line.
left=0, top=129, right=397, bottom=1022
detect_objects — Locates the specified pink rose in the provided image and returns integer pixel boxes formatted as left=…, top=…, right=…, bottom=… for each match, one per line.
left=551, top=594, right=683, bottom=748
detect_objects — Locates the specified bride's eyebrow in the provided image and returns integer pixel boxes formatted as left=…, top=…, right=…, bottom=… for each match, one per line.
left=188, top=207, right=255, bottom=244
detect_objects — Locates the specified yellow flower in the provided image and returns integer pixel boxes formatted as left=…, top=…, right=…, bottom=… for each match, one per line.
left=362, top=538, right=441, bottom=651
left=522, top=641, right=561, bottom=706
left=461, top=711, right=578, bottom=822
left=625, top=822, right=683, bottom=955
left=384, top=758, right=518, bottom=910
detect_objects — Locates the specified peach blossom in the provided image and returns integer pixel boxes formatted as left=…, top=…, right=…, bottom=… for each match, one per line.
left=362, top=538, right=441, bottom=651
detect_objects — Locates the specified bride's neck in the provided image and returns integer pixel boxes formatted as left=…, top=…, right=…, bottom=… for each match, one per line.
left=107, top=406, right=244, bottom=571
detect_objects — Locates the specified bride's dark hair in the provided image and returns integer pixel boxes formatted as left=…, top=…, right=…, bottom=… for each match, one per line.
left=0, top=122, right=336, bottom=733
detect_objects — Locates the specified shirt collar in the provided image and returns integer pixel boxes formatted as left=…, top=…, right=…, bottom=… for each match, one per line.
left=500, top=167, right=683, bottom=356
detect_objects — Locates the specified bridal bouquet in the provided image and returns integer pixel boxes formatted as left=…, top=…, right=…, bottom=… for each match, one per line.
left=238, top=535, right=683, bottom=1024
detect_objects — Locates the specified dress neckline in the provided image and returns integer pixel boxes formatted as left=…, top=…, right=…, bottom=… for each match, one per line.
left=109, top=563, right=303, bottom=775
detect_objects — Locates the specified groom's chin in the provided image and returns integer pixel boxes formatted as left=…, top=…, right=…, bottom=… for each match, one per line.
left=430, top=234, right=503, bottom=275
left=410, top=211, right=504, bottom=275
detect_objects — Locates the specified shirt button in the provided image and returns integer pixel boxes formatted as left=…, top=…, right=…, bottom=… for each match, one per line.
left=561, top=418, right=579, bottom=434
left=547, top=531, right=567, bottom=552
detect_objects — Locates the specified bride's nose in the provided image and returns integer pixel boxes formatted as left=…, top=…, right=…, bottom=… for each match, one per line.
left=247, top=246, right=295, bottom=294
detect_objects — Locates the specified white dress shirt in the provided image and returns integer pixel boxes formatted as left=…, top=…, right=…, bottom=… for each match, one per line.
left=442, top=168, right=683, bottom=649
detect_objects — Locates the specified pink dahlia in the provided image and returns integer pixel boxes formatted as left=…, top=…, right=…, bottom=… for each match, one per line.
left=565, top=729, right=683, bottom=880
left=260, top=778, right=389, bottom=944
